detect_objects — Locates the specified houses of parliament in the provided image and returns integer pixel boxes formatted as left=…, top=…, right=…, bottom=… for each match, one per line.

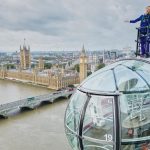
left=0, top=43, right=88, bottom=90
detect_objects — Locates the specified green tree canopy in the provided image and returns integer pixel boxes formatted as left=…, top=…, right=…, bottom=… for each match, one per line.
left=73, top=64, right=79, bottom=72
left=5, top=64, right=15, bottom=69
left=96, top=63, right=105, bottom=70
left=44, top=63, right=52, bottom=69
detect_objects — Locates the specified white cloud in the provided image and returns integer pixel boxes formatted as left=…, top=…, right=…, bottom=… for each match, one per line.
left=0, top=0, right=149, bottom=51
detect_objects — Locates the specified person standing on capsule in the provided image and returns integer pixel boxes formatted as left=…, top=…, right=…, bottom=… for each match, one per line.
left=125, top=6, right=150, bottom=57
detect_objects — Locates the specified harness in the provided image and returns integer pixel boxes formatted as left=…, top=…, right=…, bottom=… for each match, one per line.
left=136, top=14, right=150, bottom=57
left=141, top=14, right=150, bottom=23
left=140, top=14, right=150, bottom=34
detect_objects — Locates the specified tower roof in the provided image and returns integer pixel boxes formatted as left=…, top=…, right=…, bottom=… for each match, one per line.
left=23, top=38, right=27, bottom=49
left=81, top=45, right=86, bottom=56
left=20, top=38, right=30, bottom=51
left=82, top=45, right=85, bottom=53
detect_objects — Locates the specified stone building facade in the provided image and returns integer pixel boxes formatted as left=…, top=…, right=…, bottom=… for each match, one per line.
left=0, top=44, right=90, bottom=89
left=79, top=45, right=88, bottom=82
left=0, top=68, right=79, bottom=90
left=20, top=43, right=31, bottom=70
left=38, top=57, right=44, bottom=71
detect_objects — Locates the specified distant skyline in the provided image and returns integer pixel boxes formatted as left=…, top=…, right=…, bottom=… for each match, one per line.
left=0, top=0, right=149, bottom=51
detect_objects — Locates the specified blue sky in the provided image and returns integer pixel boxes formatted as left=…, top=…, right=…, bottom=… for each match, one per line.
left=0, top=0, right=149, bottom=51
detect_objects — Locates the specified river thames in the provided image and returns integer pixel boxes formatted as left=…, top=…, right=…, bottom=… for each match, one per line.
left=0, top=79, right=71, bottom=150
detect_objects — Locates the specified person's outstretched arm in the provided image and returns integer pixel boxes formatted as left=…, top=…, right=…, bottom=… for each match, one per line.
left=130, top=15, right=143, bottom=23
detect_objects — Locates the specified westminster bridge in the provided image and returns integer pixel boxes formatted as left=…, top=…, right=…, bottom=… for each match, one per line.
left=0, top=89, right=74, bottom=118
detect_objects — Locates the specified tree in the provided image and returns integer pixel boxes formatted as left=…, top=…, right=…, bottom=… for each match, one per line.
left=87, top=71, right=92, bottom=76
left=44, top=63, right=52, bottom=69
left=73, top=64, right=80, bottom=72
left=96, top=63, right=105, bottom=70
left=31, top=64, right=35, bottom=68
left=68, top=84, right=75, bottom=88
left=5, top=64, right=15, bottom=69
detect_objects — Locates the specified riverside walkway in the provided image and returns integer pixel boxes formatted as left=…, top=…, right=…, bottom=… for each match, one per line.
left=0, top=89, right=74, bottom=118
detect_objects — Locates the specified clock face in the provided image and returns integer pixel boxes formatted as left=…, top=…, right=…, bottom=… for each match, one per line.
left=80, top=59, right=83, bottom=63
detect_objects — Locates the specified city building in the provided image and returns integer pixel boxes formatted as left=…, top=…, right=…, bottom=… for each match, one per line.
left=20, top=40, right=31, bottom=69
left=0, top=66, right=79, bottom=90
left=0, top=43, right=80, bottom=90
left=79, top=45, right=88, bottom=82
left=38, top=56, right=44, bottom=71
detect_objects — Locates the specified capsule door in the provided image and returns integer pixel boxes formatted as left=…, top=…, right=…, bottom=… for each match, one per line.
left=80, top=95, right=115, bottom=150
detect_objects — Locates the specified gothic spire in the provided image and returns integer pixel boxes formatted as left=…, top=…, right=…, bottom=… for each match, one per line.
left=82, top=44, right=85, bottom=54
left=81, top=44, right=86, bottom=56
left=23, top=38, right=26, bottom=49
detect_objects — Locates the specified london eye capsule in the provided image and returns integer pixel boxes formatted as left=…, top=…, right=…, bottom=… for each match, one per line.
left=64, top=59, right=150, bottom=150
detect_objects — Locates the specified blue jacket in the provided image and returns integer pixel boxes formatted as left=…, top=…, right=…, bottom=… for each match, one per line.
left=130, top=14, right=150, bottom=28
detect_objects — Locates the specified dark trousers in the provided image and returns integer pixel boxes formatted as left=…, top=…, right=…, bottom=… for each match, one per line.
left=140, top=36, right=146, bottom=55
left=140, top=32, right=150, bottom=55
left=146, top=34, right=150, bottom=53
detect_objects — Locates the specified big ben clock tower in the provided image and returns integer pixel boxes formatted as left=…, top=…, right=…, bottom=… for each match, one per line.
left=80, top=45, right=88, bottom=83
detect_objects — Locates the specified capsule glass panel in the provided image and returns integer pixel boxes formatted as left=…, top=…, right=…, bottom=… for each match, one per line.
left=65, top=59, right=150, bottom=150
left=80, top=70, right=116, bottom=92
left=120, top=92, right=150, bottom=149
left=65, top=90, right=87, bottom=150
left=114, top=65, right=149, bottom=92
left=82, top=95, right=114, bottom=150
